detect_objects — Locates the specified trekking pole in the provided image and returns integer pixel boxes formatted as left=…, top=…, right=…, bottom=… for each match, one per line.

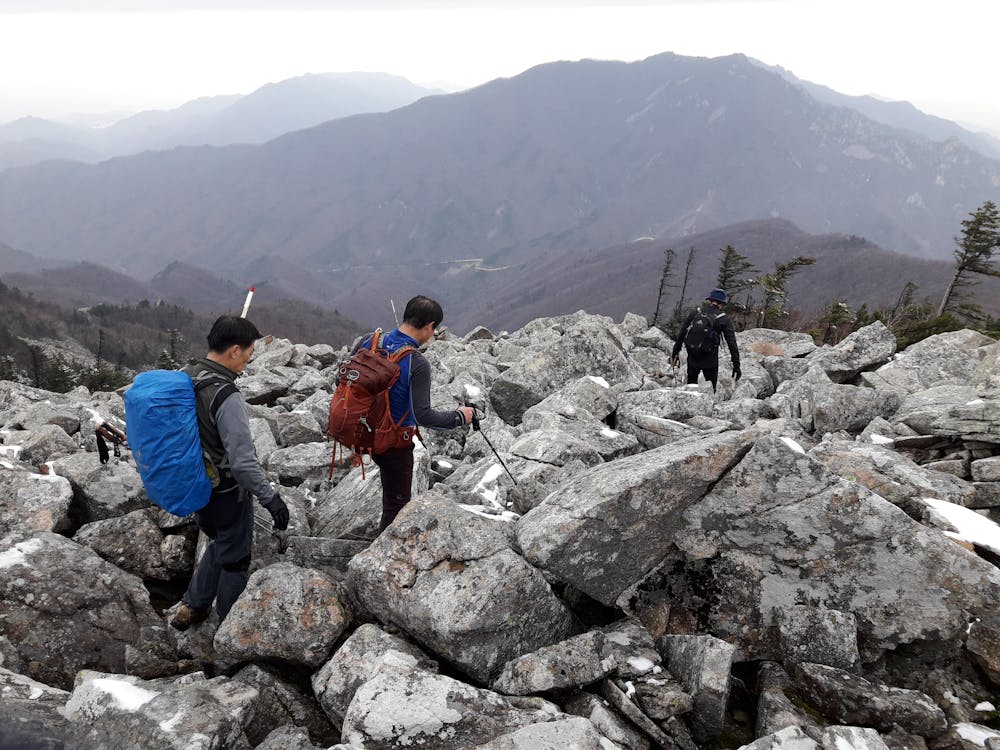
left=466, top=403, right=518, bottom=486
left=390, top=299, right=400, bottom=328
left=240, top=287, right=255, bottom=318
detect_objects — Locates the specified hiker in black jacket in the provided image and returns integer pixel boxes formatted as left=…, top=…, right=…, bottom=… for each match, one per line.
left=669, top=288, right=741, bottom=392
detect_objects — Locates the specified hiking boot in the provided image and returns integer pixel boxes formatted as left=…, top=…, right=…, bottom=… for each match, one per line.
left=169, top=603, right=208, bottom=632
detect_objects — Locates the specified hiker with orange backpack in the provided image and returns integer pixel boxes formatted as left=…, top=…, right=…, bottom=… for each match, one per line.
left=330, top=295, right=473, bottom=533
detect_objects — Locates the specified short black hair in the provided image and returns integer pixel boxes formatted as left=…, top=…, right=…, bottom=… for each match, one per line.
left=402, top=295, right=443, bottom=329
left=207, top=315, right=261, bottom=352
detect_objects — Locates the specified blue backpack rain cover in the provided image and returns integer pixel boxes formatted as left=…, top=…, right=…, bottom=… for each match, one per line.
left=124, top=370, right=212, bottom=517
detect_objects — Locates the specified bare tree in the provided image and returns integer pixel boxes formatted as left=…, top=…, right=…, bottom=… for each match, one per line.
left=671, top=247, right=696, bottom=333
left=652, top=248, right=677, bottom=327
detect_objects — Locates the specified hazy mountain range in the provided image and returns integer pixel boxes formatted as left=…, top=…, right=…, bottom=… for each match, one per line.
left=0, top=72, right=442, bottom=171
left=2, top=51, right=999, bottom=350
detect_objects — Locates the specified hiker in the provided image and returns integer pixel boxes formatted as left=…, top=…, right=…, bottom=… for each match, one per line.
left=669, top=288, right=741, bottom=392
left=170, top=315, right=289, bottom=630
left=357, top=295, right=474, bottom=533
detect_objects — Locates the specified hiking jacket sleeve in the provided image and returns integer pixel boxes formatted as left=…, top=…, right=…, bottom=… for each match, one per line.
left=717, top=313, right=740, bottom=367
left=214, top=392, right=276, bottom=504
left=671, top=311, right=696, bottom=357
left=409, top=352, right=466, bottom=430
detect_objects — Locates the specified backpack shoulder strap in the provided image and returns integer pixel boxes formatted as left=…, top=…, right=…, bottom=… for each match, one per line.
left=388, top=346, right=416, bottom=364
left=368, top=328, right=384, bottom=352
left=194, top=375, right=238, bottom=422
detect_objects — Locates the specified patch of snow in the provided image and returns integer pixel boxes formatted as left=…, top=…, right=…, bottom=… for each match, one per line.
left=976, top=701, right=996, bottom=712
left=664, top=419, right=687, bottom=427
left=600, top=427, right=621, bottom=438
left=463, top=384, right=482, bottom=398
left=437, top=460, right=453, bottom=469
left=586, top=376, right=610, bottom=389
left=780, top=436, right=806, bottom=454
left=83, top=407, right=106, bottom=427
left=869, top=434, right=895, bottom=445
left=1, top=460, right=14, bottom=470
left=955, top=723, right=1000, bottom=746
left=626, top=656, right=656, bottom=674
left=0, top=538, right=44, bottom=569
left=92, top=678, right=159, bottom=712
left=624, top=681, right=636, bottom=699
left=966, top=399, right=985, bottom=406
left=0, top=445, right=22, bottom=458
left=923, top=498, right=1000, bottom=556
left=458, top=504, right=518, bottom=523
left=476, top=464, right=504, bottom=488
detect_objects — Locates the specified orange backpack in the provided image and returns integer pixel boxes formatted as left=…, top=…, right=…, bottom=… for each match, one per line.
left=326, top=330, right=417, bottom=477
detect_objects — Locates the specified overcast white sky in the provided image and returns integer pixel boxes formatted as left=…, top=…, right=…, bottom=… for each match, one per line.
left=2, top=0, right=999, bottom=135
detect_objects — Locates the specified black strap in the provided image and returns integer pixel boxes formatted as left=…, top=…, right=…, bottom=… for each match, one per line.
left=193, top=376, right=238, bottom=423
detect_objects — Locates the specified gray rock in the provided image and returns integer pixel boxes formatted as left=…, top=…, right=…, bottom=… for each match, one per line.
left=658, top=634, right=736, bottom=742
left=214, top=562, right=350, bottom=668
left=633, top=675, right=693, bottom=719
left=63, top=669, right=257, bottom=750
left=971, top=483, right=1000, bottom=509
left=266, top=441, right=334, bottom=486
left=49, top=451, right=148, bottom=523
left=469, top=716, right=618, bottom=749
left=8, top=399, right=81, bottom=435
left=618, top=387, right=717, bottom=423
left=75, top=507, right=193, bottom=580
left=312, top=623, right=438, bottom=729
left=275, top=409, right=324, bottom=447
left=17, top=423, right=78, bottom=466
left=341, top=659, right=569, bottom=749
left=791, top=662, right=947, bottom=736
left=296, top=390, right=334, bottom=433
left=811, top=384, right=902, bottom=434
left=248, top=337, right=295, bottom=370
left=761, top=356, right=813, bottom=389
left=861, top=330, right=993, bottom=394
left=289, top=369, right=329, bottom=397
left=754, top=662, right=820, bottom=738
left=508, top=428, right=604, bottom=468
left=522, top=375, right=620, bottom=422
left=615, top=410, right=699, bottom=450
left=516, top=429, right=755, bottom=606
left=249, top=416, right=279, bottom=463
left=971, top=457, right=1000, bottom=482
left=925, top=458, right=969, bottom=478
left=895, top=386, right=1000, bottom=443
left=283, top=535, right=369, bottom=578
left=601, top=617, right=663, bottom=678
left=346, top=493, right=576, bottom=683
left=972, top=342, right=1000, bottom=393
left=492, top=630, right=615, bottom=695
left=520, top=409, right=640, bottom=462
left=776, top=606, right=861, bottom=671
left=465, top=325, right=496, bottom=342
left=489, top=316, right=644, bottom=424
left=239, top=370, right=292, bottom=405
left=599, top=677, right=674, bottom=748
left=673, top=434, right=1000, bottom=660
left=231, top=664, right=337, bottom=748
left=251, top=486, right=313, bottom=571
left=0, top=531, right=165, bottom=689
left=809, top=439, right=974, bottom=515
left=739, top=329, right=818, bottom=358
left=255, top=725, right=326, bottom=750
left=714, top=398, right=778, bottom=428
left=965, top=617, right=1000, bottom=685
left=808, top=321, right=897, bottom=383
left=0, top=470, right=73, bottom=535
left=560, top=690, right=651, bottom=750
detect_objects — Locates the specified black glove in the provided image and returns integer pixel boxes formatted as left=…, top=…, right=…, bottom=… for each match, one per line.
left=263, top=493, right=289, bottom=531
left=732, top=363, right=742, bottom=382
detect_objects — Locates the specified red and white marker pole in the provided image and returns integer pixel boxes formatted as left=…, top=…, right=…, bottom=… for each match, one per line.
left=240, top=287, right=255, bottom=318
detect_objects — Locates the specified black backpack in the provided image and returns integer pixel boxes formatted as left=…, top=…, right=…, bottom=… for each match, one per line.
left=684, top=308, right=719, bottom=355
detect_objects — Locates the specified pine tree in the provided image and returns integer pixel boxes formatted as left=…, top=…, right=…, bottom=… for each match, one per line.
left=936, top=200, right=1000, bottom=320
left=671, top=247, right=696, bottom=334
left=754, top=256, right=816, bottom=328
left=716, top=245, right=758, bottom=329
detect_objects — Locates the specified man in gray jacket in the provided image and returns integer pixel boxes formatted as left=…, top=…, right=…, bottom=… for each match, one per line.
left=170, top=315, right=288, bottom=630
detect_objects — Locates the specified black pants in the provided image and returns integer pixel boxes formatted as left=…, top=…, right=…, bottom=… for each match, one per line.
left=686, top=360, right=719, bottom=391
left=374, top=443, right=415, bottom=533
left=184, top=486, right=253, bottom=621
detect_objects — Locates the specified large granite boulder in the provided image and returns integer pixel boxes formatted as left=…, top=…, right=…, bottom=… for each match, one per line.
left=808, top=321, right=897, bottom=383
left=893, top=386, right=1000, bottom=444
left=214, top=562, right=350, bottom=669
left=17, top=423, right=78, bottom=466
left=232, top=664, right=338, bottom=748
left=340, top=658, right=583, bottom=749
left=63, top=670, right=259, bottom=749
left=0, top=531, right=166, bottom=689
left=74, top=507, right=194, bottom=580
left=862, top=330, right=995, bottom=394
left=516, top=429, right=756, bottom=606
left=0, top=469, right=74, bottom=535
left=49, top=452, right=148, bottom=523
left=346, top=493, right=576, bottom=683
left=671, top=435, right=1000, bottom=659
left=657, top=634, right=735, bottom=742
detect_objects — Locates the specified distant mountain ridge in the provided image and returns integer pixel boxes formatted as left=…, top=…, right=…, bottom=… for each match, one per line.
left=0, top=72, right=442, bottom=170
